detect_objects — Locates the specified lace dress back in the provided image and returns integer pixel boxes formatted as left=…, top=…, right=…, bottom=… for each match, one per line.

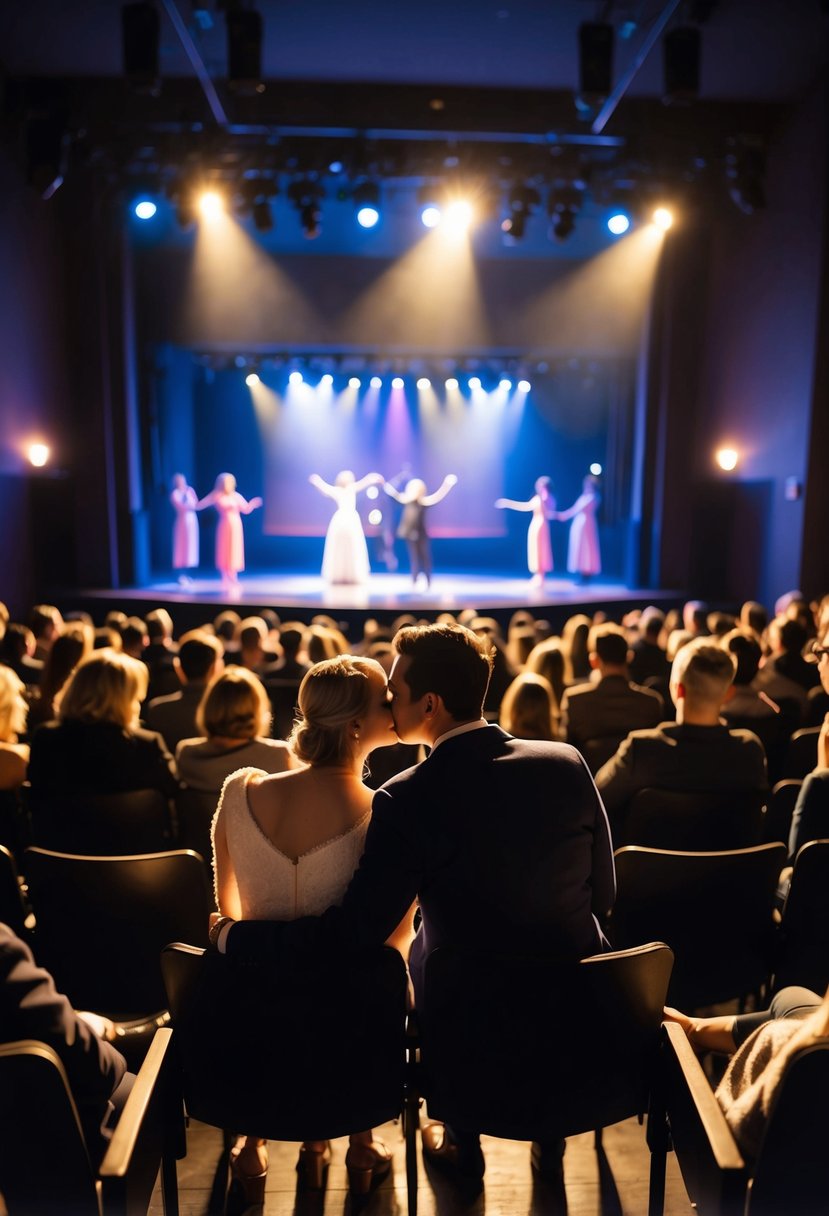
left=212, top=767, right=370, bottom=919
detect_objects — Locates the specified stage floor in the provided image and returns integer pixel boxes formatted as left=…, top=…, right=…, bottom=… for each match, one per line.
left=81, top=570, right=678, bottom=616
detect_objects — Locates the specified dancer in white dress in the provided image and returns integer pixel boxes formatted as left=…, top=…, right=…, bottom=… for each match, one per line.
left=556, top=473, right=602, bottom=580
left=495, top=476, right=556, bottom=588
left=170, top=473, right=199, bottom=584
left=309, top=470, right=384, bottom=584
left=211, top=655, right=413, bottom=1200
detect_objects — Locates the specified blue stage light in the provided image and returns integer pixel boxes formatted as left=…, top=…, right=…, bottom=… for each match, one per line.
left=607, top=211, right=630, bottom=235
left=517, top=379, right=531, bottom=393
left=421, top=205, right=442, bottom=228
left=468, top=376, right=482, bottom=391
left=134, top=199, right=157, bottom=220
left=356, top=205, right=380, bottom=229
left=590, top=462, right=603, bottom=475
left=348, top=377, right=361, bottom=389
left=391, top=376, right=404, bottom=389
left=370, top=376, right=382, bottom=389
left=289, top=371, right=303, bottom=385
left=320, top=374, right=334, bottom=387
left=499, top=378, right=512, bottom=391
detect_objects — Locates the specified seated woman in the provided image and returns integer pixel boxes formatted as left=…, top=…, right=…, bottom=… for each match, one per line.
left=212, top=655, right=413, bottom=1201
left=176, top=667, right=294, bottom=792
left=665, top=984, right=829, bottom=1161
left=0, top=666, right=29, bottom=791
left=499, top=672, right=559, bottom=741
left=28, top=650, right=178, bottom=798
left=27, top=629, right=90, bottom=731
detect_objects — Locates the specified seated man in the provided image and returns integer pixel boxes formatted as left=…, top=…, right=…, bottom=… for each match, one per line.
left=595, top=638, right=768, bottom=836
left=753, top=616, right=820, bottom=720
left=628, top=607, right=671, bottom=687
left=788, top=634, right=829, bottom=857
left=560, top=623, right=663, bottom=756
left=213, top=623, right=615, bottom=1193
left=145, top=629, right=223, bottom=753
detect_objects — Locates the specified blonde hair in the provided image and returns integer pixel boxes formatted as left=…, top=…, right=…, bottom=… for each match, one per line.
left=499, top=673, right=558, bottom=741
left=289, top=656, right=379, bottom=767
left=0, top=666, right=27, bottom=740
left=671, top=637, right=736, bottom=705
left=59, top=649, right=147, bottom=728
left=197, top=667, right=271, bottom=740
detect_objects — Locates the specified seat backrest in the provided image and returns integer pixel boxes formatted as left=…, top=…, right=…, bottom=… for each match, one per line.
left=782, top=726, right=821, bottom=781
left=611, top=843, right=786, bottom=1009
left=29, top=788, right=175, bottom=855
left=622, top=787, right=766, bottom=850
left=419, top=942, right=673, bottom=1141
left=763, top=779, right=802, bottom=847
left=0, top=1040, right=100, bottom=1215
left=0, top=843, right=29, bottom=939
left=25, top=848, right=209, bottom=1017
left=161, top=941, right=408, bottom=1142
left=581, top=735, right=626, bottom=775
left=773, top=839, right=829, bottom=993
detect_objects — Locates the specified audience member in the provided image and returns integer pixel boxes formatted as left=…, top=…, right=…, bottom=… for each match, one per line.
left=561, top=613, right=592, bottom=684
left=525, top=637, right=567, bottom=709
left=176, top=667, right=294, bottom=793
left=0, top=667, right=29, bottom=790
left=0, top=623, right=43, bottom=687
left=104, top=610, right=128, bottom=636
left=29, top=604, right=64, bottom=663
left=120, top=616, right=149, bottom=661
left=0, top=602, right=8, bottom=643
left=27, top=650, right=178, bottom=799
left=682, top=600, right=709, bottom=638
left=305, top=624, right=345, bottom=664
left=498, top=672, right=558, bottom=740
left=212, top=655, right=410, bottom=1198
left=560, top=623, right=663, bottom=753
left=753, top=616, right=818, bottom=719
left=214, top=623, right=615, bottom=1192
left=263, top=622, right=311, bottom=681
left=145, top=630, right=224, bottom=753
left=719, top=630, right=779, bottom=721
left=214, top=610, right=242, bottom=662
left=143, top=608, right=179, bottom=700
left=628, top=607, right=671, bottom=687
left=596, top=638, right=767, bottom=835
left=787, top=635, right=829, bottom=857
left=740, top=600, right=768, bottom=641
left=94, top=626, right=122, bottom=651
left=26, top=630, right=89, bottom=731
left=237, top=616, right=278, bottom=673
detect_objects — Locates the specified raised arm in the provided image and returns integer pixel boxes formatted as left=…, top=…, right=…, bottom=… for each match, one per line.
left=555, top=492, right=592, bottom=522
left=195, top=490, right=217, bottom=510
left=421, top=474, right=458, bottom=507
left=495, top=497, right=534, bottom=512
left=238, top=494, right=263, bottom=515
left=309, top=473, right=339, bottom=501
left=383, top=482, right=406, bottom=503
left=352, top=472, right=385, bottom=494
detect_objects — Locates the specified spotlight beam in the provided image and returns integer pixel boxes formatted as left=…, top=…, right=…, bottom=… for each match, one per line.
left=159, top=0, right=229, bottom=126
left=591, top=0, right=683, bottom=134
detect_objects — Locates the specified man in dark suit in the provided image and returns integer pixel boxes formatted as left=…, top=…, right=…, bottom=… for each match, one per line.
left=145, top=629, right=223, bottom=752
left=212, top=623, right=615, bottom=1191
left=628, top=607, right=671, bottom=687
left=560, top=623, right=663, bottom=762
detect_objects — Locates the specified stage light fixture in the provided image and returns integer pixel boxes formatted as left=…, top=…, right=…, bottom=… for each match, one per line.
left=366, top=485, right=379, bottom=500
left=328, top=160, right=344, bottom=174
left=499, top=378, right=512, bottom=391
left=416, top=377, right=431, bottom=390
left=445, top=377, right=459, bottom=390
left=348, top=376, right=361, bottom=388
left=354, top=181, right=381, bottom=229
left=607, top=211, right=630, bottom=235
left=444, top=199, right=474, bottom=234
left=198, top=190, right=224, bottom=220
left=226, top=3, right=264, bottom=94
left=122, top=1, right=160, bottom=95
left=368, top=509, right=383, bottom=526
left=289, top=371, right=303, bottom=385
left=468, top=376, right=482, bottom=390
left=245, top=373, right=260, bottom=386
left=27, top=443, right=50, bottom=468
left=715, top=447, right=739, bottom=472
left=391, top=377, right=404, bottom=389
left=288, top=178, right=324, bottom=239
left=590, top=462, right=603, bottom=475
left=421, top=205, right=442, bottom=228
left=134, top=198, right=157, bottom=220
left=548, top=184, right=583, bottom=243
left=320, top=374, right=334, bottom=387
left=652, top=206, right=674, bottom=230
left=501, top=185, right=541, bottom=244
left=517, top=379, right=531, bottom=393
left=370, top=376, right=382, bottom=389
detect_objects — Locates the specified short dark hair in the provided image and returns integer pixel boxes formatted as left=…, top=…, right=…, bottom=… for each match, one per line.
left=30, top=604, right=60, bottom=640
left=721, top=629, right=761, bottom=686
left=121, top=617, right=148, bottom=651
left=178, top=630, right=223, bottom=681
left=393, top=623, right=493, bottom=721
left=779, top=618, right=808, bottom=655
left=589, top=623, right=629, bottom=666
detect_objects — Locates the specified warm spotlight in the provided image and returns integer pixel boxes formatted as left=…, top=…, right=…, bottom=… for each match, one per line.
left=28, top=442, right=50, bottom=468
left=416, top=377, right=431, bottom=389
left=421, top=205, right=442, bottom=228
left=134, top=198, right=157, bottom=220
left=590, top=462, right=603, bottom=475
left=370, top=376, right=382, bottom=389
left=289, top=370, right=303, bottom=385
left=445, top=377, right=459, bottom=390
left=348, top=376, right=361, bottom=388
left=607, top=212, right=630, bottom=235
left=245, top=373, right=260, bottom=386
left=391, top=376, right=404, bottom=389
left=198, top=190, right=224, bottom=219
left=357, top=206, right=380, bottom=229
left=444, top=200, right=474, bottom=234
left=652, top=206, right=674, bottom=230
left=468, top=376, right=482, bottom=390
left=715, top=447, right=739, bottom=471
left=517, top=379, right=531, bottom=393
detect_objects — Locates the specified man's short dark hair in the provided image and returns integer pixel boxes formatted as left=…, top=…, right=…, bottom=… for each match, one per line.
left=779, top=618, right=808, bottom=655
left=721, top=629, right=761, bottom=686
left=279, top=623, right=305, bottom=657
left=121, top=617, right=148, bottom=652
left=145, top=608, right=174, bottom=642
left=178, top=630, right=223, bottom=681
left=30, top=605, right=59, bottom=640
left=393, top=623, right=494, bottom=721
left=639, top=607, right=665, bottom=640
left=588, top=623, right=628, bottom=666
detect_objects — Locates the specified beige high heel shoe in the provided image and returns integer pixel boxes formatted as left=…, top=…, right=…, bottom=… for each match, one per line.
left=229, top=1142, right=268, bottom=1205
left=345, top=1139, right=392, bottom=1195
left=296, top=1141, right=332, bottom=1190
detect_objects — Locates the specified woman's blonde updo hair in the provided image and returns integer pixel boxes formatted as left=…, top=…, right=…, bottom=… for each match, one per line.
left=289, top=655, right=380, bottom=767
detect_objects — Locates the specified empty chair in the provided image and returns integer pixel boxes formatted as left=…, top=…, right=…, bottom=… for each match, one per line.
left=763, top=778, right=802, bottom=847
left=621, top=787, right=766, bottom=851
left=772, top=839, right=829, bottom=994
left=649, top=1020, right=829, bottom=1216
left=610, top=844, right=785, bottom=1009
left=28, top=787, right=176, bottom=855
left=0, top=843, right=29, bottom=939
left=25, top=848, right=209, bottom=1020
left=0, top=1029, right=180, bottom=1216
left=781, top=726, right=821, bottom=780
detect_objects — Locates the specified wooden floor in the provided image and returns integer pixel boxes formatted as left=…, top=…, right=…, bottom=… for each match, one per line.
left=154, top=1114, right=692, bottom=1216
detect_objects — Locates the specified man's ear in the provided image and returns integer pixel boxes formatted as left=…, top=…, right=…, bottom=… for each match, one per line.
left=588, top=652, right=600, bottom=670
left=674, top=681, right=687, bottom=701
left=722, top=684, right=737, bottom=705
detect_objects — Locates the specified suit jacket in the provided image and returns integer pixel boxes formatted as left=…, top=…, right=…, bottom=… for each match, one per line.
left=28, top=719, right=179, bottom=799
left=145, top=683, right=206, bottom=753
left=225, top=725, right=615, bottom=1004
left=0, top=924, right=127, bottom=1164
left=789, top=769, right=829, bottom=857
left=595, top=720, right=768, bottom=831
left=561, top=675, right=664, bottom=750
left=628, top=639, right=671, bottom=687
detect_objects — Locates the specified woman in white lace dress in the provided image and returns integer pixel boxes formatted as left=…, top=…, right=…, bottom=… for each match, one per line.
left=211, top=655, right=411, bottom=1200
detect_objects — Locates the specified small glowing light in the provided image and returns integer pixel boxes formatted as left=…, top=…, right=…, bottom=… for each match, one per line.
left=368, top=509, right=383, bottom=526
left=468, top=376, right=482, bottom=390
left=370, top=376, right=382, bottom=389
left=356, top=205, right=380, bottom=229
left=319, top=374, right=334, bottom=387
left=589, top=462, right=603, bottom=476
left=715, top=447, right=739, bottom=472
left=445, top=377, right=459, bottom=390
left=366, top=485, right=379, bottom=500
left=444, top=199, right=473, bottom=233
left=328, top=160, right=344, bottom=174
left=517, top=379, right=531, bottom=393
left=416, top=377, right=431, bottom=390
left=499, top=378, right=512, bottom=391
left=289, top=371, right=303, bottom=385
left=607, top=211, right=630, bottom=235
left=198, top=190, right=224, bottom=219
left=421, top=205, right=442, bottom=228
left=653, top=206, right=673, bottom=231
left=245, top=373, right=260, bottom=387
left=391, top=377, right=404, bottom=389
left=28, top=443, right=50, bottom=468
left=348, top=377, right=361, bottom=389
left=134, top=199, right=157, bottom=220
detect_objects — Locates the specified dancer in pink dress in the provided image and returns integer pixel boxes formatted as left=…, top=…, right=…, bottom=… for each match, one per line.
left=198, top=473, right=262, bottom=591
left=495, top=476, right=556, bottom=588
left=170, top=473, right=199, bottom=585
left=556, top=474, right=602, bottom=581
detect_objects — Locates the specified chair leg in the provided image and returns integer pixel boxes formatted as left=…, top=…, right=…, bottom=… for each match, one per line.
left=404, top=1090, right=420, bottom=1216
left=160, top=1150, right=179, bottom=1216
left=594, top=1127, right=623, bottom=1216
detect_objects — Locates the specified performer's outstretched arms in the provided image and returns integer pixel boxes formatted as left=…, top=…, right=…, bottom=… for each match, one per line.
left=421, top=473, right=458, bottom=507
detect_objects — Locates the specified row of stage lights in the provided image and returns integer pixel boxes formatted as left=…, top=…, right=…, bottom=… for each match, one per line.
left=244, top=371, right=534, bottom=393
left=132, top=187, right=675, bottom=241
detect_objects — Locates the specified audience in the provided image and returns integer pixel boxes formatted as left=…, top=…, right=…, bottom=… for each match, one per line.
left=0, top=667, right=29, bottom=791
left=143, top=608, right=179, bottom=701
left=525, top=637, right=566, bottom=710
left=120, top=616, right=149, bottom=662
left=0, top=623, right=43, bottom=686
left=498, top=672, right=558, bottom=740
left=176, top=667, right=294, bottom=793
left=30, top=604, right=63, bottom=664
left=787, top=633, right=829, bottom=857
left=237, top=616, right=278, bottom=673
left=561, top=613, right=592, bottom=684
left=26, top=630, right=90, bottom=731
left=628, top=607, right=671, bottom=686
left=560, top=623, right=663, bottom=755
left=145, top=629, right=224, bottom=753
left=754, top=616, right=820, bottom=720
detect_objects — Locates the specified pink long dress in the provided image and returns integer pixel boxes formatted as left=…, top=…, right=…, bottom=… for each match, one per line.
left=213, top=492, right=255, bottom=576
left=171, top=486, right=199, bottom=569
left=559, top=491, right=602, bottom=576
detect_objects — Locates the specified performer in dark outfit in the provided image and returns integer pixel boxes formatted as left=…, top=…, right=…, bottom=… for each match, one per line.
left=384, top=475, right=457, bottom=588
